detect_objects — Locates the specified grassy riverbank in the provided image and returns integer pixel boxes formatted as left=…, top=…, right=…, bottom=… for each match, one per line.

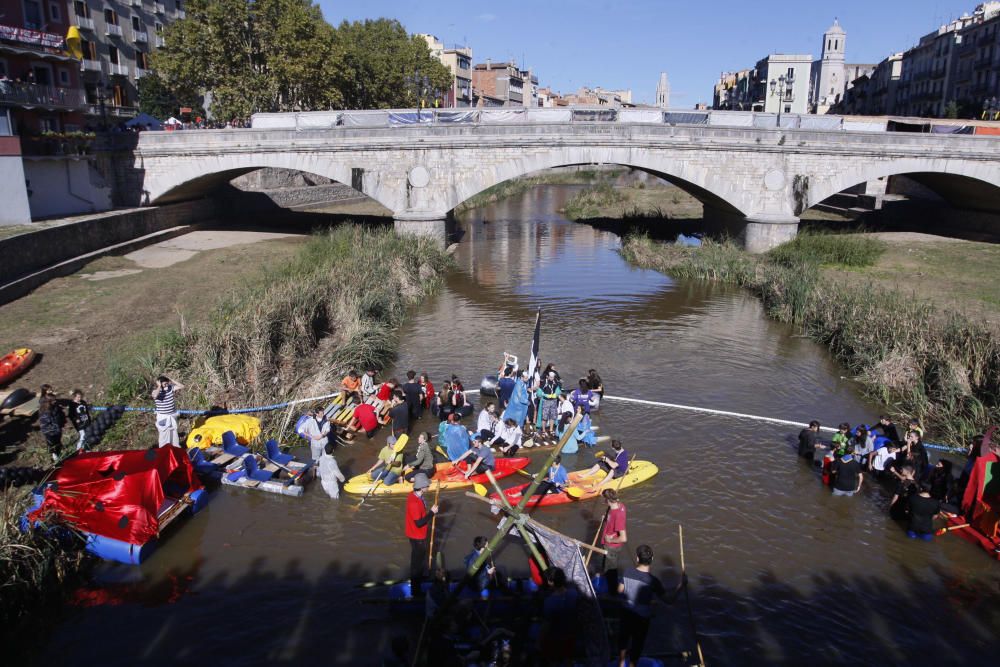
left=456, top=167, right=622, bottom=211
left=621, top=232, right=1000, bottom=447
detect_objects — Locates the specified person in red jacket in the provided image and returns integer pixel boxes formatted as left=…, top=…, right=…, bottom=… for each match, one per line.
left=406, top=472, right=438, bottom=594
left=354, top=401, right=379, bottom=438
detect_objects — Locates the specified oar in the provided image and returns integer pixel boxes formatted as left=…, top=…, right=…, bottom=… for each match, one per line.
left=427, top=479, right=441, bottom=570
left=936, top=522, right=970, bottom=535
left=356, top=469, right=387, bottom=508
left=679, top=524, right=706, bottom=667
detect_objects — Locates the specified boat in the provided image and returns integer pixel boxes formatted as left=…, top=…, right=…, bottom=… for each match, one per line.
left=23, top=445, right=208, bottom=565
left=0, top=387, right=38, bottom=419
left=343, top=457, right=531, bottom=496
left=946, top=448, right=999, bottom=560
left=495, top=460, right=659, bottom=507
left=214, top=437, right=315, bottom=497
left=0, top=348, right=35, bottom=387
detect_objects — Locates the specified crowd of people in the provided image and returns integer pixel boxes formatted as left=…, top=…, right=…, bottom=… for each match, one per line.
left=798, top=414, right=990, bottom=543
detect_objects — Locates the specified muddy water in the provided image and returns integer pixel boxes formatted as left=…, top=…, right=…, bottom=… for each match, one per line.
left=40, top=186, right=1000, bottom=666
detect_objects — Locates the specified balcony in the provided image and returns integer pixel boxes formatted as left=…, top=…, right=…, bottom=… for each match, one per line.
left=82, top=59, right=103, bottom=72
left=20, top=132, right=97, bottom=157
left=75, top=16, right=95, bottom=31
left=108, top=63, right=129, bottom=76
left=87, top=104, right=137, bottom=118
left=155, top=35, right=165, bottom=48
left=0, top=81, right=87, bottom=111
left=177, top=10, right=186, bottom=19
left=134, top=30, right=148, bottom=43
left=135, top=68, right=150, bottom=79
left=155, top=3, right=165, bottom=14
left=106, top=24, right=123, bottom=38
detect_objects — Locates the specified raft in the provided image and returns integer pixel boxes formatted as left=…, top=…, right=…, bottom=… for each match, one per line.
left=217, top=443, right=315, bottom=497
left=496, top=460, right=659, bottom=507
left=343, top=457, right=531, bottom=496
left=0, top=348, right=35, bottom=387
left=521, top=430, right=608, bottom=450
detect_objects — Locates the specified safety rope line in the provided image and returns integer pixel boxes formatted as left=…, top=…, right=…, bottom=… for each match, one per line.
left=92, top=391, right=343, bottom=417
left=602, top=394, right=959, bottom=452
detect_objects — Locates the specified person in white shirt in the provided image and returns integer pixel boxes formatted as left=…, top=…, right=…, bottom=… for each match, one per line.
left=490, top=418, right=523, bottom=456
left=870, top=443, right=898, bottom=477
left=477, top=402, right=499, bottom=441
left=361, top=368, right=377, bottom=400
left=300, top=407, right=330, bottom=461
left=319, top=442, right=345, bottom=499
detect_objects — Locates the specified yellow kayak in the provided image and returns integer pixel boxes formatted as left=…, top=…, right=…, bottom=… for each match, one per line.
left=343, top=457, right=531, bottom=496
left=497, top=460, right=659, bottom=506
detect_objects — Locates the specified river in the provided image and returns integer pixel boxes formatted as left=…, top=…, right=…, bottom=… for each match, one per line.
left=37, top=185, right=1000, bottom=666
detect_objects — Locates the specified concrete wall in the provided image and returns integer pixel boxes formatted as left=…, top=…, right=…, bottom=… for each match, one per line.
left=0, top=155, right=32, bottom=226
left=23, top=158, right=113, bottom=219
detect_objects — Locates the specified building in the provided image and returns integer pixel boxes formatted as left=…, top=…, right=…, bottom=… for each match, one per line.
left=419, top=34, right=473, bottom=107
left=834, top=3, right=1000, bottom=118
left=808, top=20, right=876, bottom=113
left=655, top=72, right=669, bottom=109
left=713, top=69, right=753, bottom=110
left=71, top=0, right=186, bottom=124
left=712, top=55, right=811, bottom=114
left=471, top=60, right=524, bottom=106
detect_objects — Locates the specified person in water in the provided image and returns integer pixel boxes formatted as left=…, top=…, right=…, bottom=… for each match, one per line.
left=318, top=442, right=346, bottom=499
left=907, top=482, right=944, bottom=541
left=569, top=379, right=595, bottom=416
left=830, top=445, right=863, bottom=497
left=587, top=368, right=604, bottom=409
left=536, top=455, right=569, bottom=495
left=797, top=420, right=822, bottom=462
left=587, top=439, right=629, bottom=489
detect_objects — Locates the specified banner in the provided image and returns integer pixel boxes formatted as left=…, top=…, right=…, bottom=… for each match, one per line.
left=435, top=110, right=478, bottom=123
left=0, top=24, right=64, bottom=49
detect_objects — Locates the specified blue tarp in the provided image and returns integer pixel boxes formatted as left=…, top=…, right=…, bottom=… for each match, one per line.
left=436, top=110, right=478, bottom=123
left=444, top=424, right=471, bottom=461
left=501, top=378, right=530, bottom=427
left=388, top=111, right=433, bottom=126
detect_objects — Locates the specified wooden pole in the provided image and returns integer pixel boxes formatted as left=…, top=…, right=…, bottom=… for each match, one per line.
left=583, top=510, right=607, bottom=569
left=679, top=524, right=706, bottom=667
left=427, top=479, right=441, bottom=570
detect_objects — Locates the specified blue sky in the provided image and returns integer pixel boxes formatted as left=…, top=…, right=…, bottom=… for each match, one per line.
left=317, top=1, right=976, bottom=108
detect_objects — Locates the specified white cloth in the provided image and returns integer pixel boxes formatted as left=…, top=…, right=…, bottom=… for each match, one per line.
left=300, top=417, right=330, bottom=461
left=361, top=373, right=376, bottom=397
left=155, top=413, right=178, bottom=447
left=319, top=453, right=346, bottom=499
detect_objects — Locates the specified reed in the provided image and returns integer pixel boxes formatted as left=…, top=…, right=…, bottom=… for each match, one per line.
left=621, top=233, right=1000, bottom=446
left=562, top=182, right=629, bottom=220
left=767, top=229, right=886, bottom=268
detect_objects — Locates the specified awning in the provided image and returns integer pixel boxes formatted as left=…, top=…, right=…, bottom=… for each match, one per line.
left=0, top=43, right=77, bottom=62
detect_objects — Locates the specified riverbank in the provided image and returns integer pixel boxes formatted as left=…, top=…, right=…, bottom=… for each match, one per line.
left=456, top=166, right=623, bottom=211
left=620, top=232, right=1000, bottom=447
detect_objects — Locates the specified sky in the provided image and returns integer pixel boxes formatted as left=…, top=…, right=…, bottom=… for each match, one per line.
left=316, top=0, right=979, bottom=108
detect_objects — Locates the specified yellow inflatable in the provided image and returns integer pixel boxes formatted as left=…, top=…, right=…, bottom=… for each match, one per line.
left=186, top=414, right=261, bottom=449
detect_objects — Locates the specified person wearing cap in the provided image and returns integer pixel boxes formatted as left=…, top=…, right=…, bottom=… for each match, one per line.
left=367, top=435, right=406, bottom=486
left=406, top=472, right=439, bottom=594
left=300, top=406, right=330, bottom=462
left=403, top=432, right=436, bottom=482
left=454, top=436, right=496, bottom=479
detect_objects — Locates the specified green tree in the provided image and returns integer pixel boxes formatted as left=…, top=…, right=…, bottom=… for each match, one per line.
left=944, top=100, right=960, bottom=119
left=331, top=19, right=453, bottom=109
left=152, top=0, right=342, bottom=122
left=137, top=71, right=203, bottom=120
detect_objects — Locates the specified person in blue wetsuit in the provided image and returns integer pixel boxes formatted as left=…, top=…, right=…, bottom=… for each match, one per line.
left=536, top=456, right=569, bottom=495
left=443, top=413, right=471, bottom=461
left=556, top=412, right=580, bottom=454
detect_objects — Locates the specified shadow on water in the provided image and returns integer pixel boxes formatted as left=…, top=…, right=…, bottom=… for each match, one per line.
left=21, top=549, right=1000, bottom=666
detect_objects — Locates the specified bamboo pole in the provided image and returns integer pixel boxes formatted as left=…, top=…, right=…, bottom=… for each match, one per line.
left=427, top=479, right=441, bottom=570
left=679, top=524, right=706, bottom=667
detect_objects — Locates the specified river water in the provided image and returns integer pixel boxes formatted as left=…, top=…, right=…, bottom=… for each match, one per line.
left=39, top=185, right=1000, bottom=666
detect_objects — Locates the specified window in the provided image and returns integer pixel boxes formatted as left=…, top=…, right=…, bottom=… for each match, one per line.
left=784, top=104, right=791, bottom=113
left=81, top=38, right=97, bottom=60
left=39, top=116, right=58, bottom=132
left=137, top=51, right=150, bottom=69
left=132, top=16, right=143, bottom=31
left=31, top=64, right=52, bottom=86
left=176, top=0, right=182, bottom=9
left=74, top=1, right=89, bottom=18
left=787, top=67, right=794, bottom=78
left=58, top=68, right=70, bottom=85
left=23, top=0, right=44, bottom=29
left=48, top=1, right=61, bottom=22
left=112, top=84, right=125, bottom=107
left=835, top=40, right=839, bottom=51
left=105, top=8, right=118, bottom=25
left=155, top=22, right=163, bottom=34
left=108, top=45, right=120, bottom=65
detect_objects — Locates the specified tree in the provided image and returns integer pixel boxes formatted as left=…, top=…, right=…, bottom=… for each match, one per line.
left=331, top=19, right=453, bottom=109
left=137, top=71, right=203, bottom=120
left=152, top=0, right=342, bottom=122
left=944, top=100, right=960, bottom=119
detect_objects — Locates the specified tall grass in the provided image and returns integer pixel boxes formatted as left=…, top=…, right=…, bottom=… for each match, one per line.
left=621, top=233, right=1000, bottom=446
left=563, top=183, right=629, bottom=220
left=768, top=229, right=887, bottom=268
left=456, top=168, right=619, bottom=211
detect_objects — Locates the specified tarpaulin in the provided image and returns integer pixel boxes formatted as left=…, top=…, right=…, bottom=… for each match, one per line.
left=251, top=112, right=298, bottom=129
left=974, top=125, right=1000, bottom=135
left=843, top=119, right=887, bottom=132
left=481, top=109, right=527, bottom=123
left=30, top=446, right=201, bottom=546
left=531, top=521, right=608, bottom=666
left=664, top=111, right=709, bottom=125
left=436, top=110, right=478, bottom=123
left=619, top=109, right=663, bottom=124
left=800, top=115, right=844, bottom=130
left=708, top=111, right=754, bottom=127
left=779, top=114, right=803, bottom=129
left=888, top=120, right=928, bottom=133
left=296, top=111, right=340, bottom=129
left=501, top=378, right=530, bottom=427
left=529, top=108, right=573, bottom=123
left=341, top=111, right=390, bottom=127
left=444, top=423, right=472, bottom=461
left=388, top=112, right=433, bottom=126
left=572, top=109, right=616, bottom=122
left=186, top=414, right=261, bottom=449
left=931, top=124, right=973, bottom=134
left=753, top=113, right=778, bottom=129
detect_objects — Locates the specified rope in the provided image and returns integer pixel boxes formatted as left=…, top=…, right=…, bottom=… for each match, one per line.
left=602, top=394, right=959, bottom=452
left=92, top=391, right=343, bottom=417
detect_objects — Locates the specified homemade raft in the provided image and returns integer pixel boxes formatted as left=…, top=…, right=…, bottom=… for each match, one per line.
left=214, top=435, right=315, bottom=497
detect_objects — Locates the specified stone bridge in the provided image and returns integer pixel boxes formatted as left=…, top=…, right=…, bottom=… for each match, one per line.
left=128, top=120, right=1000, bottom=251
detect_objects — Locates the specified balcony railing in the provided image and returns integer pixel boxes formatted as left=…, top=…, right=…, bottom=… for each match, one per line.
left=108, top=63, right=129, bottom=76
left=155, top=3, right=165, bottom=14
left=20, top=132, right=96, bottom=157
left=134, top=30, right=148, bottom=43
left=87, top=104, right=137, bottom=118
left=135, top=68, right=150, bottom=79
left=106, top=24, right=123, bottom=38
left=75, top=16, right=95, bottom=31
left=155, top=35, right=165, bottom=48
left=0, top=82, right=87, bottom=110
left=82, top=59, right=103, bottom=72
left=0, top=23, right=65, bottom=49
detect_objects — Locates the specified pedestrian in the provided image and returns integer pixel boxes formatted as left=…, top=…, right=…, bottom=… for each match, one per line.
left=151, top=375, right=184, bottom=447
left=601, top=488, right=627, bottom=592
left=37, top=385, right=64, bottom=462
left=463, top=535, right=497, bottom=592
left=68, top=389, right=92, bottom=451
left=907, top=482, right=944, bottom=541
left=402, top=370, right=424, bottom=423
left=366, top=435, right=406, bottom=486
left=830, top=445, right=864, bottom=497
left=405, top=473, right=439, bottom=595
left=318, top=442, right=345, bottom=499
left=797, top=420, right=822, bottom=462
left=617, top=545, right=685, bottom=667
left=569, top=379, right=595, bottom=416
left=389, top=391, right=410, bottom=437
left=299, top=406, right=330, bottom=461
left=403, top=432, right=436, bottom=482
left=539, top=371, right=560, bottom=435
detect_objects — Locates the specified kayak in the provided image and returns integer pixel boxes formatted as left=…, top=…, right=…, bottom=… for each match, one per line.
left=0, top=348, right=35, bottom=387
left=343, top=457, right=531, bottom=496
left=495, top=460, right=659, bottom=507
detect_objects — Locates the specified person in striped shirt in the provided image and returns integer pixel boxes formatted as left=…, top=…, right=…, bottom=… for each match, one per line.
left=151, top=375, right=184, bottom=447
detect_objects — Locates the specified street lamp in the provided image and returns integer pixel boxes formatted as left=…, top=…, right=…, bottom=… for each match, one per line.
left=769, top=71, right=795, bottom=125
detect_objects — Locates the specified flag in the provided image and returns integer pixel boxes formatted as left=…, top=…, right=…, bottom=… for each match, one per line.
left=526, top=309, right=541, bottom=381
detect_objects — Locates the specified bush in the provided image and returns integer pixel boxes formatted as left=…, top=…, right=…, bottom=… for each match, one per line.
left=768, top=230, right=887, bottom=268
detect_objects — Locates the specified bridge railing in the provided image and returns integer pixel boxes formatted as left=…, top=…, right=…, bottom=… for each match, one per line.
left=249, top=107, right=1000, bottom=136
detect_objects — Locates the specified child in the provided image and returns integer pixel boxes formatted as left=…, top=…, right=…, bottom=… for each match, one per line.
left=68, top=389, right=92, bottom=451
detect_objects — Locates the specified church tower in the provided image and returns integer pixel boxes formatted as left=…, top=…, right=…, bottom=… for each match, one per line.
left=656, top=72, right=670, bottom=109
left=811, top=19, right=847, bottom=113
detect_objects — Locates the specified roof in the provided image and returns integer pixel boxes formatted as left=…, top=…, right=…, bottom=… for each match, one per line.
left=826, top=18, right=846, bottom=35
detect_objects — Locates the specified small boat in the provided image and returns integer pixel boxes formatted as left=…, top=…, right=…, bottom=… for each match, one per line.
left=216, top=437, right=315, bottom=497
left=495, top=460, right=659, bottom=507
left=23, top=446, right=208, bottom=565
left=0, top=348, right=35, bottom=387
left=343, top=457, right=531, bottom=496
left=0, top=387, right=38, bottom=418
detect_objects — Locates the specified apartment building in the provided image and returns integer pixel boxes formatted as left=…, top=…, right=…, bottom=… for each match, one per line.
left=472, top=60, right=523, bottom=106
left=70, top=0, right=185, bottom=123
left=419, top=34, right=473, bottom=107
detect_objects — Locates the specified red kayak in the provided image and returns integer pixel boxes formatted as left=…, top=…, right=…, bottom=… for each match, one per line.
left=0, top=348, right=35, bottom=387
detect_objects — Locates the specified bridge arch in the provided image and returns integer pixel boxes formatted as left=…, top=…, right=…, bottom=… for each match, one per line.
left=443, top=147, right=751, bottom=218
left=146, top=152, right=397, bottom=213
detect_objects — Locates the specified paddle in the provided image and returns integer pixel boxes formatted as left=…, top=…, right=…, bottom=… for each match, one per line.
left=356, top=469, right=387, bottom=508
left=936, top=522, right=969, bottom=535
left=679, top=524, right=706, bottom=667
left=427, top=480, right=441, bottom=570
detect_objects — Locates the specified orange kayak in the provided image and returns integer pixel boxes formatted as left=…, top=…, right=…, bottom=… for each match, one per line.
left=0, top=348, right=35, bottom=387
